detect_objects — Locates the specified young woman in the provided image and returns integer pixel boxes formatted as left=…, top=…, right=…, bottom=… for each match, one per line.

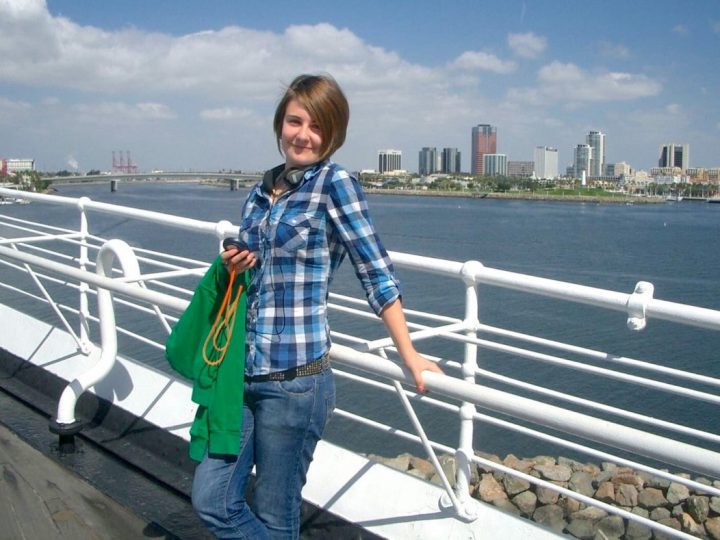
left=192, top=73, right=442, bottom=539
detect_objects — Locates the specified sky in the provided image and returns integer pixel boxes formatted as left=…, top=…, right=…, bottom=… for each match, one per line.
left=1, top=0, right=719, bottom=174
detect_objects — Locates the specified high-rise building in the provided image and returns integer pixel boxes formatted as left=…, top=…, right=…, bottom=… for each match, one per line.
left=483, top=154, right=507, bottom=176
left=378, top=149, right=402, bottom=174
left=418, top=147, right=437, bottom=175
left=507, top=161, right=534, bottom=178
left=441, top=147, right=461, bottom=174
left=586, top=131, right=605, bottom=178
left=658, top=144, right=689, bottom=172
left=573, top=144, right=592, bottom=180
left=471, top=124, right=497, bottom=176
left=533, top=146, right=559, bottom=179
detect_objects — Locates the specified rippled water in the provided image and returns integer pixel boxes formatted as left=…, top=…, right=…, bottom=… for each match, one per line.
left=2, top=182, right=719, bottom=460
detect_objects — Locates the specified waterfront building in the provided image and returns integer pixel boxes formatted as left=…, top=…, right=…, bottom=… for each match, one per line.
left=471, top=124, right=497, bottom=176
left=709, top=169, right=720, bottom=183
left=441, top=147, right=461, bottom=174
left=608, top=162, right=633, bottom=178
left=507, top=161, right=534, bottom=178
left=483, top=153, right=507, bottom=176
left=573, top=144, right=592, bottom=181
left=586, top=131, right=605, bottom=178
left=378, top=149, right=402, bottom=174
left=533, top=146, right=558, bottom=179
left=654, top=174, right=687, bottom=185
left=621, top=170, right=652, bottom=189
left=418, top=147, right=438, bottom=176
left=1, top=158, right=35, bottom=175
left=658, top=143, right=689, bottom=172
left=687, top=168, right=720, bottom=183
left=650, top=166, right=682, bottom=177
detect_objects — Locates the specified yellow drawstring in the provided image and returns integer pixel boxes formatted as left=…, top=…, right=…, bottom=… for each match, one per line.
left=202, top=267, right=243, bottom=366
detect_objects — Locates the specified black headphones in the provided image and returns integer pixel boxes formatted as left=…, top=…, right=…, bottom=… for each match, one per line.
left=262, top=164, right=308, bottom=194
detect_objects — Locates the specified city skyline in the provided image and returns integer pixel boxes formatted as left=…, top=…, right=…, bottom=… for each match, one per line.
left=1, top=0, right=719, bottom=174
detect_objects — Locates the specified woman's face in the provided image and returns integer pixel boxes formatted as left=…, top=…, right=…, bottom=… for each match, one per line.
left=281, top=99, right=323, bottom=168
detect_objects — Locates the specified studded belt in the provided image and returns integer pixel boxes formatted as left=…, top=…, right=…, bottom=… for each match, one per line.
left=245, top=354, right=330, bottom=383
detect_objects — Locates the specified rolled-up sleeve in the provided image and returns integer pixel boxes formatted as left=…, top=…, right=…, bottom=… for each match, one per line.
left=327, top=169, right=401, bottom=315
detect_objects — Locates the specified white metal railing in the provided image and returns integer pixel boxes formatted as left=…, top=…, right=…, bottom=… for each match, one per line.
left=1, top=187, right=718, bottom=538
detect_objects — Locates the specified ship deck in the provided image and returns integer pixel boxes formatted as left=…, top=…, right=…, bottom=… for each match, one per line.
left=0, top=421, right=170, bottom=540
left=0, top=386, right=215, bottom=540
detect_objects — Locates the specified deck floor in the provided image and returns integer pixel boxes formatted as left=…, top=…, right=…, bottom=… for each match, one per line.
left=0, top=422, right=168, bottom=540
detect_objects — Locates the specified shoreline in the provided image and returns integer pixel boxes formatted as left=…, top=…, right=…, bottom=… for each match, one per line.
left=363, top=188, right=665, bottom=204
left=44, top=180, right=663, bottom=204
left=371, top=450, right=720, bottom=538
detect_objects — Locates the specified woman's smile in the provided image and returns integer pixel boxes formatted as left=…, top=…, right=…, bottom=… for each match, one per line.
left=281, top=99, right=323, bottom=168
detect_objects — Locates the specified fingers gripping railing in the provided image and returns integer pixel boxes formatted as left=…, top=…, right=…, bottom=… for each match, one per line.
left=329, top=344, right=720, bottom=474
left=49, top=239, right=141, bottom=448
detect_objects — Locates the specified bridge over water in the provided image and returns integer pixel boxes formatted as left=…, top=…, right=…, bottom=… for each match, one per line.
left=47, top=171, right=262, bottom=188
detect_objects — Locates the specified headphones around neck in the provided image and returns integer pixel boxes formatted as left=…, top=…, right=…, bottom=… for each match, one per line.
left=262, top=164, right=308, bottom=194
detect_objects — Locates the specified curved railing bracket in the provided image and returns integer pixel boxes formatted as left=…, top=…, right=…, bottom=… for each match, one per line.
left=50, top=239, right=141, bottom=448
left=626, top=281, right=654, bottom=331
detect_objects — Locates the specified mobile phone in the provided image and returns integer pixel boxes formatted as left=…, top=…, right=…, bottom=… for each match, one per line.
left=222, top=237, right=249, bottom=251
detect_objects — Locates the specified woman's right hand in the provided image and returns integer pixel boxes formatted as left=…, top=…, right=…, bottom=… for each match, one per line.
left=221, top=246, right=256, bottom=273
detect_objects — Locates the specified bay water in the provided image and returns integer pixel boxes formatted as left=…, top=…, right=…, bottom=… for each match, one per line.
left=3, top=181, right=719, bottom=462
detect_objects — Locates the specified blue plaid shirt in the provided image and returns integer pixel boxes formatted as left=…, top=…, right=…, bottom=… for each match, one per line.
left=239, top=160, right=401, bottom=376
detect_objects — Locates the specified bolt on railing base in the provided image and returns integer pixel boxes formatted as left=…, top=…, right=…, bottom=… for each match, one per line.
left=439, top=492, right=478, bottom=522
left=49, top=418, right=83, bottom=453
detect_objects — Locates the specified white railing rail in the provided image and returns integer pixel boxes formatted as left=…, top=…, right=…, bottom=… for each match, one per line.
left=1, top=188, right=718, bottom=538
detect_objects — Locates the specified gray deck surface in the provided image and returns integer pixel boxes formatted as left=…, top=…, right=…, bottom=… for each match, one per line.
left=0, top=422, right=159, bottom=540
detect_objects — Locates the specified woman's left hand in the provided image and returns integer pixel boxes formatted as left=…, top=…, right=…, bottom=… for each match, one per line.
left=221, top=246, right=256, bottom=273
left=402, top=350, right=443, bottom=393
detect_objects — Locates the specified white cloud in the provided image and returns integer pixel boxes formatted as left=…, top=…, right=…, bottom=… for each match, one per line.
left=200, top=107, right=255, bottom=121
left=0, top=96, right=31, bottom=111
left=508, top=32, right=547, bottom=59
left=713, top=21, right=720, bottom=33
left=509, top=61, right=662, bottom=105
left=672, top=24, right=688, bottom=34
left=449, top=51, right=517, bottom=74
left=599, top=41, right=631, bottom=59
left=0, top=0, right=705, bottom=172
left=0, top=3, right=439, bottom=101
left=72, top=101, right=176, bottom=123
left=538, top=62, right=584, bottom=83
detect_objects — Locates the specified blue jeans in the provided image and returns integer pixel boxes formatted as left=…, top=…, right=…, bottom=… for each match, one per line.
left=191, top=368, right=335, bottom=539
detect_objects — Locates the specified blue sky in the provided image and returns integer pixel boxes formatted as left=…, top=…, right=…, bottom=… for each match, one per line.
left=1, top=0, right=719, bottom=174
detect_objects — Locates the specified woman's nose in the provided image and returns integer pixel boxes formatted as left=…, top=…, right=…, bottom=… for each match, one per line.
left=296, top=123, right=309, bottom=139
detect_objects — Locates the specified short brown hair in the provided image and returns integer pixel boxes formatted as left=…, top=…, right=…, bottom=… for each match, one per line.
left=273, top=74, right=350, bottom=162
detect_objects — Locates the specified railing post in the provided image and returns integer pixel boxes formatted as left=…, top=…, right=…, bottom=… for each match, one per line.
left=452, top=260, right=483, bottom=515
left=77, top=197, right=92, bottom=354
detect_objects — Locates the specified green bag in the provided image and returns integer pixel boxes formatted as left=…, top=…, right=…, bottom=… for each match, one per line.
left=165, top=256, right=247, bottom=459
